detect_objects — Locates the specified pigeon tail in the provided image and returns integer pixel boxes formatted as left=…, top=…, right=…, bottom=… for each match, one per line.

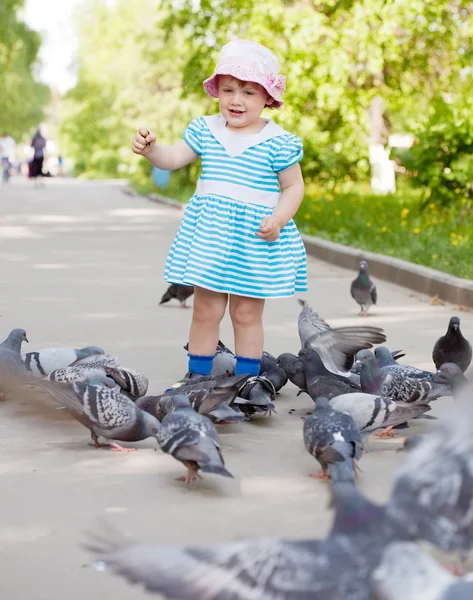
left=327, top=441, right=357, bottom=483
left=199, top=464, right=234, bottom=478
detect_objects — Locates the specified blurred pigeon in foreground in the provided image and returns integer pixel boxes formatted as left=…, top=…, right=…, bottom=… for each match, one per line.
left=157, top=395, right=232, bottom=485
left=159, top=283, right=194, bottom=308
left=276, top=352, right=306, bottom=391
left=297, top=299, right=386, bottom=374
left=360, top=353, right=450, bottom=404
left=330, top=392, right=432, bottom=440
left=304, top=396, right=363, bottom=481
left=85, top=481, right=400, bottom=600
left=433, top=316, right=472, bottom=373
left=32, top=377, right=160, bottom=451
left=350, top=260, right=377, bottom=316
left=436, top=363, right=469, bottom=397
left=298, top=348, right=360, bottom=400
left=373, top=542, right=473, bottom=600
left=22, top=345, right=104, bottom=377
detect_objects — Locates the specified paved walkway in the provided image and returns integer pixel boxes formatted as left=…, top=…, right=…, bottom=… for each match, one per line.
left=0, top=178, right=471, bottom=598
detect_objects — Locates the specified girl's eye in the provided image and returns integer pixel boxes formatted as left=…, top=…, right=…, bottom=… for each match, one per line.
left=244, top=91, right=255, bottom=95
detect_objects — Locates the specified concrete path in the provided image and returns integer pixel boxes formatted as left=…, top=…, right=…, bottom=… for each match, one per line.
left=0, top=178, right=471, bottom=598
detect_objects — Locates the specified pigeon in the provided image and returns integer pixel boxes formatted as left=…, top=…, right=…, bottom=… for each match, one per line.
left=373, top=542, right=473, bottom=600
left=298, top=347, right=360, bottom=400
left=374, top=346, right=435, bottom=380
left=436, top=363, right=469, bottom=397
left=303, top=396, right=363, bottom=481
left=159, top=283, right=194, bottom=308
left=103, top=366, right=148, bottom=399
left=276, top=352, right=307, bottom=391
left=211, top=340, right=236, bottom=377
left=350, top=259, right=377, bottom=316
left=297, top=299, right=386, bottom=374
left=47, top=355, right=122, bottom=384
left=433, top=316, right=472, bottom=373
left=157, top=395, right=233, bottom=484
left=22, top=345, right=104, bottom=377
left=32, top=377, right=160, bottom=451
left=84, top=481, right=401, bottom=600
left=350, top=349, right=406, bottom=377
left=236, top=375, right=276, bottom=417
left=360, top=353, right=450, bottom=404
left=259, top=351, right=288, bottom=392
left=330, top=392, right=432, bottom=441
left=0, top=329, right=29, bottom=396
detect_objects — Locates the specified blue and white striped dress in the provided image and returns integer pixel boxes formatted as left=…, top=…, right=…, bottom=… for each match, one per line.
left=164, top=114, right=308, bottom=298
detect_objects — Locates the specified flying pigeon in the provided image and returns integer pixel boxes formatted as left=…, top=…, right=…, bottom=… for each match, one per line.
left=32, top=377, right=160, bottom=451
left=303, top=396, right=363, bottom=481
left=298, top=347, right=360, bottom=400
left=360, top=353, right=450, bottom=404
left=433, top=316, right=472, bottom=373
left=159, top=283, right=194, bottom=308
left=330, top=392, right=432, bottom=440
left=157, top=395, right=232, bottom=484
left=22, top=345, right=104, bottom=377
left=350, top=260, right=377, bottom=316
left=373, top=542, right=473, bottom=600
left=297, top=299, right=386, bottom=374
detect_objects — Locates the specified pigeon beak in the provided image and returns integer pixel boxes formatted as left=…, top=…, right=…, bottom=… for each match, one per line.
left=453, top=324, right=459, bottom=331
left=25, top=336, right=29, bottom=343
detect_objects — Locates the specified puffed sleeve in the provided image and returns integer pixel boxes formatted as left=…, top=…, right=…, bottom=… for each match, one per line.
left=182, top=117, right=205, bottom=155
left=272, top=134, right=304, bottom=173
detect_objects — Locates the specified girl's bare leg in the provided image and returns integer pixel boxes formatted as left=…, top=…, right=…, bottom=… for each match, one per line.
left=229, top=295, right=265, bottom=358
left=188, top=286, right=228, bottom=356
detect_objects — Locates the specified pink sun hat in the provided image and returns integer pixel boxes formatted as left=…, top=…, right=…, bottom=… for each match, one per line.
left=203, top=39, right=286, bottom=108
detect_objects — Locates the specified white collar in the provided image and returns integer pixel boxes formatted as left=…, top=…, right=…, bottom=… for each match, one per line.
left=203, top=114, right=287, bottom=157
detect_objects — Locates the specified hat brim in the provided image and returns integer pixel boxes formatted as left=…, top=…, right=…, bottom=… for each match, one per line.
left=203, top=65, right=283, bottom=108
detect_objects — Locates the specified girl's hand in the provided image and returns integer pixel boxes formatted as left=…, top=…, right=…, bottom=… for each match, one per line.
left=256, top=215, right=283, bottom=242
left=132, top=127, right=157, bottom=155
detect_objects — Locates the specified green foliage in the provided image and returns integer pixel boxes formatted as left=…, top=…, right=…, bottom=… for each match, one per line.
left=0, top=0, right=50, bottom=139
left=392, top=87, right=473, bottom=209
left=297, top=184, right=473, bottom=279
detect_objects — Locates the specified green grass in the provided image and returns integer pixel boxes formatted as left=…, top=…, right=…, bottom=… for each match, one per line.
left=129, top=171, right=194, bottom=203
left=295, top=183, right=473, bottom=280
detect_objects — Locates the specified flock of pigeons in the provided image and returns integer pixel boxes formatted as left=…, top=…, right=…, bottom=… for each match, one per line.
left=1, top=259, right=473, bottom=599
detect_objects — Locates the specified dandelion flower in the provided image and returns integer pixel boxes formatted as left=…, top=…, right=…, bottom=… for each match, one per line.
left=304, top=213, right=311, bottom=219
left=400, top=208, right=410, bottom=219
left=335, top=209, right=341, bottom=216
left=413, top=227, right=421, bottom=234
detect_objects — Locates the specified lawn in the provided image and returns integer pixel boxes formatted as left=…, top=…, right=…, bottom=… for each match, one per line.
left=295, top=184, right=473, bottom=280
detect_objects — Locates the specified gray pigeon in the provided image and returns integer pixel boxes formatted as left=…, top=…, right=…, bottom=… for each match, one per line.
left=0, top=328, right=29, bottom=395
left=47, top=355, right=121, bottom=384
left=211, top=340, right=236, bottom=377
left=157, top=395, right=232, bottom=484
left=236, top=375, right=276, bottom=417
left=33, top=377, right=160, bottom=451
left=298, top=347, right=360, bottom=400
left=22, top=345, right=104, bottom=377
left=103, top=366, right=149, bottom=399
left=259, top=351, right=288, bottom=392
left=350, top=260, right=377, bottom=316
left=433, top=316, right=472, bottom=373
left=374, top=346, right=435, bottom=380
left=303, top=396, right=363, bottom=481
left=350, top=349, right=405, bottom=377
left=159, top=283, right=194, bottom=308
left=84, top=481, right=400, bottom=600
left=330, top=392, right=432, bottom=441
left=360, top=353, right=450, bottom=404
left=276, top=352, right=306, bottom=391
left=436, top=363, right=469, bottom=397
left=373, top=542, right=473, bottom=600
left=297, top=299, right=386, bottom=374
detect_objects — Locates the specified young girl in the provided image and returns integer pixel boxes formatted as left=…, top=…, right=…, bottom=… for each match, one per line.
left=132, top=39, right=308, bottom=379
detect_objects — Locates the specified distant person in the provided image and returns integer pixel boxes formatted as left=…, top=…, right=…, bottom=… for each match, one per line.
left=31, top=128, right=46, bottom=181
left=0, top=131, right=16, bottom=183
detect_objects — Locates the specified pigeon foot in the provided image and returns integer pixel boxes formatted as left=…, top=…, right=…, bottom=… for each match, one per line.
left=89, top=441, right=112, bottom=449
left=310, top=472, right=330, bottom=480
left=176, top=464, right=202, bottom=485
left=110, top=443, right=137, bottom=453
left=375, top=426, right=397, bottom=438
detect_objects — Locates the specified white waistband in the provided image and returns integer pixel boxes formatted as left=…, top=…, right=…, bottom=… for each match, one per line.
left=195, top=179, right=280, bottom=208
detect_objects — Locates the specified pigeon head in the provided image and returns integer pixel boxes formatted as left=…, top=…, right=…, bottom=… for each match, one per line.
left=88, top=375, right=117, bottom=389
left=359, top=260, right=368, bottom=272
left=140, top=411, right=161, bottom=438
left=448, top=316, right=460, bottom=332
left=76, top=346, right=105, bottom=360
left=315, top=396, right=330, bottom=410
left=3, top=328, right=28, bottom=351
left=276, top=352, right=297, bottom=369
left=355, top=349, right=373, bottom=362
left=359, top=354, right=383, bottom=393
left=374, top=346, right=394, bottom=367
left=298, top=348, right=328, bottom=375
left=172, top=395, right=192, bottom=410
left=436, top=363, right=466, bottom=388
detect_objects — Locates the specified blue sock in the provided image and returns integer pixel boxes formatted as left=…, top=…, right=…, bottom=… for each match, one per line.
left=187, top=353, right=215, bottom=376
left=235, top=355, right=261, bottom=377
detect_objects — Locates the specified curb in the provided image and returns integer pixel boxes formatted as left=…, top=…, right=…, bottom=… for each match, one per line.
left=124, top=185, right=185, bottom=210
left=302, top=234, right=473, bottom=308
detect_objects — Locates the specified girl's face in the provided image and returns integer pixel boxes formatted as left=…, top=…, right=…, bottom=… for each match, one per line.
left=218, top=75, right=273, bottom=130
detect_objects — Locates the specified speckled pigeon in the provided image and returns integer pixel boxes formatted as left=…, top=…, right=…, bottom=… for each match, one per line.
left=330, top=392, right=432, bottom=441
left=33, top=377, right=160, bottom=451
left=303, top=396, right=363, bottom=481
left=103, top=366, right=148, bottom=399
left=22, top=345, right=104, bottom=377
left=360, top=353, right=451, bottom=404
left=433, top=316, right=472, bottom=373
left=373, top=542, right=473, bottom=600
left=297, top=299, right=386, bottom=374
left=47, top=355, right=121, bottom=384
left=84, top=481, right=401, bottom=600
left=157, top=395, right=232, bottom=485
left=374, top=346, right=435, bottom=380
left=159, top=283, right=194, bottom=308
left=350, top=260, right=377, bottom=316
left=298, top=347, right=360, bottom=400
